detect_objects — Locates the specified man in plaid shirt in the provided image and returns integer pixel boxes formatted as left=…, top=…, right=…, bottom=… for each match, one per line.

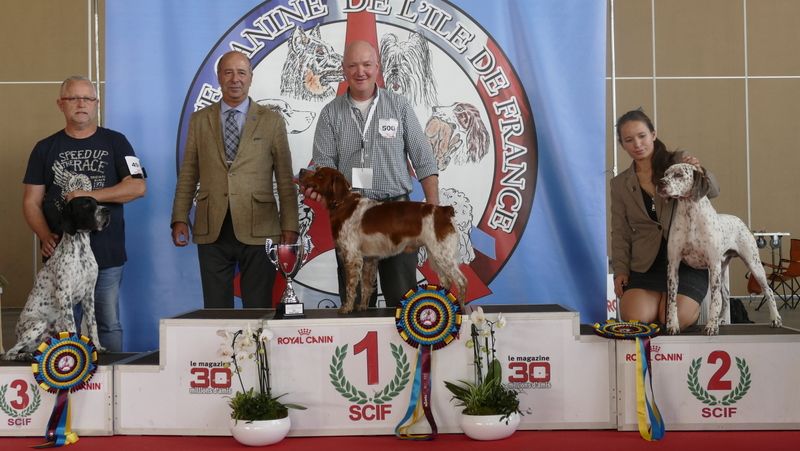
left=310, top=40, right=439, bottom=308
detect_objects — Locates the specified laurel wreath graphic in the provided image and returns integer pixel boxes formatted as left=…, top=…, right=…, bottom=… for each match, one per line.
left=0, top=383, right=41, bottom=418
left=687, top=357, right=751, bottom=406
left=329, top=343, right=410, bottom=405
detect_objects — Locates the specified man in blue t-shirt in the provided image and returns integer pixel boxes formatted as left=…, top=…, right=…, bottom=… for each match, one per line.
left=22, top=76, right=147, bottom=352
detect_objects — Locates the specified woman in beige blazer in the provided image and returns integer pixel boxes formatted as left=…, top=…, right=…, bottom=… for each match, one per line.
left=610, top=110, right=719, bottom=331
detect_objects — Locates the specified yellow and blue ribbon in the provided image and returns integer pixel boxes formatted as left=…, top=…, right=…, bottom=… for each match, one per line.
left=394, top=285, right=461, bottom=440
left=635, top=337, right=664, bottom=441
left=31, top=331, right=97, bottom=447
left=593, top=319, right=664, bottom=441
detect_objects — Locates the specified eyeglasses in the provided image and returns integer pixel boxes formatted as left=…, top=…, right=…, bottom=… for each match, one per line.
left=60, top=97, right=98, bottom=103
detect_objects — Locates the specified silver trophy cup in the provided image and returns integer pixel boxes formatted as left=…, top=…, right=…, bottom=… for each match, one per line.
left=265, top=236, right=310, bottom=319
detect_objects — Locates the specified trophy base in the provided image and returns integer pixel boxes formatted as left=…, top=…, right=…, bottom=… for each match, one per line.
left=273, top=302, right=305, bottom=320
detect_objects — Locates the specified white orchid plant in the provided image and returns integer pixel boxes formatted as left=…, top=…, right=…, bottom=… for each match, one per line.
left=443, top=307, right=521, bottom=420
left=218, top=324, right=305, bottom=422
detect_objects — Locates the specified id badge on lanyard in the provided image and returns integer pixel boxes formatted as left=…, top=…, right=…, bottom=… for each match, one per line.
left=350, top=92, right=379, bottom=190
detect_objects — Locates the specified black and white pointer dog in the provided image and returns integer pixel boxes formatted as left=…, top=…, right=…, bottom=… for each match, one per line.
left=658, top=163, right=782, bottom=335
left=3, top=197, right=110, bottom=360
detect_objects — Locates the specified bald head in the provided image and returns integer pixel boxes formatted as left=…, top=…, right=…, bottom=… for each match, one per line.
left=343, top=40, right=378, bottom=65
left=218, top=51, right=252, bottom=73
left=342, top=41, right=380, bottom=101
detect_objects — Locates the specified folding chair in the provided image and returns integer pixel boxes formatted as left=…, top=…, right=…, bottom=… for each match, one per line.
left=750, top=238, right=800, bottom=310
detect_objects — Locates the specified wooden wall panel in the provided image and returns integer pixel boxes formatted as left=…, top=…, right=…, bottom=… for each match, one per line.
left=0, top=0, right=100, bottom=310
left=655, top=0, right=745, bottom=77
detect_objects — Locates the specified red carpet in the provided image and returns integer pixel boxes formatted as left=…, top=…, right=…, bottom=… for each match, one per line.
left=3, top=431, right=800, bottom=451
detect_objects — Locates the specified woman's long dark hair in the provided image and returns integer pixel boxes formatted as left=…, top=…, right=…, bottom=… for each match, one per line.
left=616, top=109, right=683, bottom=184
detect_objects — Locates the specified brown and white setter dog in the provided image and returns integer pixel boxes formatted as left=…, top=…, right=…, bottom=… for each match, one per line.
left=658, top=163, right=782, bottom=335
left=299, top=167, right=467, bottom=314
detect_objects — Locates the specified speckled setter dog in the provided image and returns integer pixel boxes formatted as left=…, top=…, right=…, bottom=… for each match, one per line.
left=299, top=167, right=467, bottom=314
left=657, top=163, right=782, bottom=335
left=3, top=197, right=110, bottom=360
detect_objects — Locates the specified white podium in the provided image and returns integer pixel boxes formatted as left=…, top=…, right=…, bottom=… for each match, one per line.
left=615, top=324, right=800, bottom=430
left=114, top=306, right=616, bottom=435
left=0, top=357, right=118, bottom=437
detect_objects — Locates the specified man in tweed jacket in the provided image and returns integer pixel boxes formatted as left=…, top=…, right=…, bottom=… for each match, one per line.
left=171, top=51, right=299, bottom=308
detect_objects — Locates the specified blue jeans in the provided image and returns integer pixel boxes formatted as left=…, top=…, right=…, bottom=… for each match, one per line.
left=74, top=265, right=124, bottom=352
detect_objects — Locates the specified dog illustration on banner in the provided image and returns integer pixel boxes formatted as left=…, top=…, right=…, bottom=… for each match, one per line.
left=425, top=102, right=490, bottom=171
left=281, top=25, right=344, bottom=102
left=418, top=187, right=476, bottom=266
left=258, top=98, right=316, bottom=134
left=380, top=32, right=438, bottom=108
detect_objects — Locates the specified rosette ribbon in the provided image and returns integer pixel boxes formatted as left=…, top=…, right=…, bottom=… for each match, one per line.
left=31, top=332, right=98, bottom=448
left=394, top=285, right=461, bottom=440
left=593, top=319, right=664, bottom=441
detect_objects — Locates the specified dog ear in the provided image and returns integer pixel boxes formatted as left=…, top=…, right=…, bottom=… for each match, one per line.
left=691, top=168, right=711, bottom=201
left=61, top=201, right=77, bottom=235
left=331, top=172, right=351, bottom=201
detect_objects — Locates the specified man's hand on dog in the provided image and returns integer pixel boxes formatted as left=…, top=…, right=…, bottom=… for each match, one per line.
left=303, top=186, right=324, bottom=203
left=39, top=232, right=61, bottom=257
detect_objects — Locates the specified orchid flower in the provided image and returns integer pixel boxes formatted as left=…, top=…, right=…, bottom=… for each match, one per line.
left=470, top=306, right=486, bottom=329
left=259, top=328, right=275, bottom=343
left=238, top=324, right=256, bottom=348
left=235, top=350, right=252, bottom=364
left=216, top=329, right=233, bottom=340
left=218, top=343, right=233, bottom=358
left=496, top=313, right=507, bottom=329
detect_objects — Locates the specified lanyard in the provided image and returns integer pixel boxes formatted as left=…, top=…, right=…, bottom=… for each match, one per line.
left=349, top=90, right=379, bottom=165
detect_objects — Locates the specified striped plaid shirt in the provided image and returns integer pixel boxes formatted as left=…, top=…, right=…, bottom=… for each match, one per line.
left=312, top=87, right=438, bottom=200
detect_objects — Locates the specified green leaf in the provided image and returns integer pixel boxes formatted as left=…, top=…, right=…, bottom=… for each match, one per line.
left=485, top=358, right=502, bottom=384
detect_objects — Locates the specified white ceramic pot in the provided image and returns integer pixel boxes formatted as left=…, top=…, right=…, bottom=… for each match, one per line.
left=459, top=412, right=520, bottom=441
left=229, top=416, right=291, bottom=446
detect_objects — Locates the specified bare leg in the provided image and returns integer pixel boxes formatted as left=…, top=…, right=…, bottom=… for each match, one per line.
left=619, top=288, right=662, bottom=324
left=657, top=294, right=700, bottom=332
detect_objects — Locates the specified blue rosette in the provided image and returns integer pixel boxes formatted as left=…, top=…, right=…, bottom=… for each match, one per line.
left=31, top=331, right=98, bottom=447
left=394, top=284, right=461, bottom=440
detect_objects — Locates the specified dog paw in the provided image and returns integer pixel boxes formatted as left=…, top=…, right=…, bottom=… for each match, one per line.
left=338, top=306, right=353, bottom=315
left=771, top=317, right=783, bottom=328
left=666, top=318, right=680, bottom=335
left=666, top=325, right=680, bottom=335
left=704, top=324, right=720, bottom=336
left=354, top=304, right=368, bottom=312
left=95, top=346, right=108, bottom=354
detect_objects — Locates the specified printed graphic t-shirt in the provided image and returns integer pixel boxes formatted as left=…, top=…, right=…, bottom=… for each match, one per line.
left=23, top=127, right=139, bottom=268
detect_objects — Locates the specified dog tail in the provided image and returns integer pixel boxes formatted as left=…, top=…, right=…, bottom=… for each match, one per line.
left=433, top=205, right=456, bottom=239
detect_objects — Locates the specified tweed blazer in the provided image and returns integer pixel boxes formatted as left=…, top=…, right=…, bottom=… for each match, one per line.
left=610, top=162, right=719, bottom=277
left=171, top=99, right=299, bottom=245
